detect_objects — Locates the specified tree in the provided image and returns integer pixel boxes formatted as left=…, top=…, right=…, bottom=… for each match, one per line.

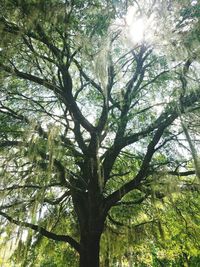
left=0, top=0, right=200, bottom=266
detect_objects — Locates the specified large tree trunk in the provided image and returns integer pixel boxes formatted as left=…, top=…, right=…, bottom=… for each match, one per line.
left=72, top=186, right=105, bottom=267
left=72, top=155, right=106, bottom=267
left=78, top=201, right=104, bottom=267
left=79, top=230, right=102, bottom=267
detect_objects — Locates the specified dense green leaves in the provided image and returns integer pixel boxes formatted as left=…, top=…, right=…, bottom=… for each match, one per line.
left=0, top=0, right=200, bottom=266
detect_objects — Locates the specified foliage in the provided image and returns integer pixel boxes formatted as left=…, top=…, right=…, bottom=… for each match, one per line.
left=0, top=0, right=200, bottom=266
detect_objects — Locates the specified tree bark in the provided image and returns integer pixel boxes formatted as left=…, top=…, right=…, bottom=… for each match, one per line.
left=73, top=190, right=105, bottom=267
left=72, top=153, right=106, bottom=267
left=77, top=202, right=105, bottom=267
left=79, top=230, right=102, bottom=267
left=72, top=184, right=105, bottom=267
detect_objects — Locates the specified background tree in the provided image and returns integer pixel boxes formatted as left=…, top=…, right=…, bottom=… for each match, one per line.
left=0, top=0, right=200, bottom=266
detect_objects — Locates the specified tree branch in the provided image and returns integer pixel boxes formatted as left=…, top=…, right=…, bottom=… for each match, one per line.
left=0, top=183, right=61, bottom=192
left=0, top=211, right=80, bottom=253
left=59, top=65, right=96, bottom=133
left=104, top=112, right=178, bottom=212
left=0, top=140, right=22, bottom=148
left=0, top=64, right=61, bottom=94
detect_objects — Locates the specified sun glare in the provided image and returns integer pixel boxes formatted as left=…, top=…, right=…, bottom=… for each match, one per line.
left=129, top=18, right=146, bottom=43
left=125, top=5, right=155, bottom=44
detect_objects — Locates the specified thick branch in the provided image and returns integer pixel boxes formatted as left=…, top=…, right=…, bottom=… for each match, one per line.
left=0, top=211, right=80, bottom=253
left=0, top=183, right=61, bottom=192
left=168, top=170, right=196, bottom=176
left=102, top=107, right=176, bottom=181
left=0, top=64, right=61, bottom=94
left=60, top=65, right=96, bottom=133
left=103, top=88, right=200, bottom=182
left=0, top=140, right=22, bottom=147
left=104, top=112, right=177, bottom=211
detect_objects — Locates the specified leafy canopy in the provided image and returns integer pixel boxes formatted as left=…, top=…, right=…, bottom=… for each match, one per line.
left=0, top=0, right=200, bottom=266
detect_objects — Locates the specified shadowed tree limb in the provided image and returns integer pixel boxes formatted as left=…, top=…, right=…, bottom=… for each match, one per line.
left=0, top=211, right=80, bottom=253
left=167, top=170, right=196, bottom=176
left=0, top=64, right=61, bottom=95
left=103, top=88, right=200, bottom=183
left=104, top=112, right=178, bottom=212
